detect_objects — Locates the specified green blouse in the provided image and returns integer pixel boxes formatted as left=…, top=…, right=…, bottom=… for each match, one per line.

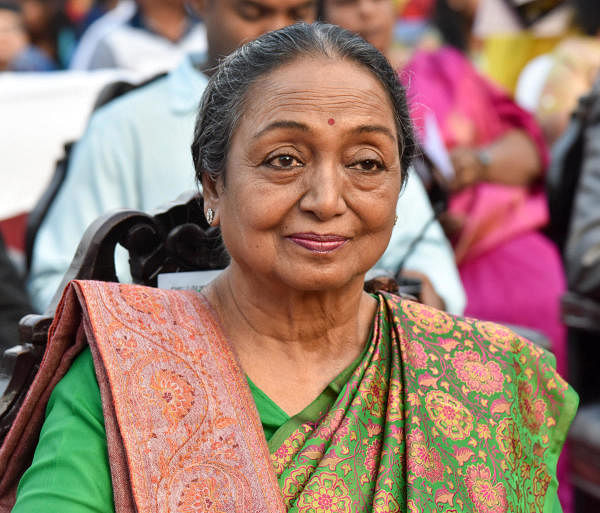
left=12, top=345, right=365, bottom=513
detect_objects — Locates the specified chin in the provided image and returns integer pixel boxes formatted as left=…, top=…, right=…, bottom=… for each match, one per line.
left=278, top=268, right=368, bottom=294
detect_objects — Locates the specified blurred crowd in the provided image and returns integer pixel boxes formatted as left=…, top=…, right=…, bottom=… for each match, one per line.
left=0, top=0, right=205, bottom=72
left=2, top=0, right=600, bottom=510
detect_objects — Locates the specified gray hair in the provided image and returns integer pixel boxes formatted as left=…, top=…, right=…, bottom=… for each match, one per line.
left=191, top=22, right=416, bottom=187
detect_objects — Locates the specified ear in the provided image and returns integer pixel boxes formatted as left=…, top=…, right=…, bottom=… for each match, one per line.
left=201, top=172, right=223, bottom=219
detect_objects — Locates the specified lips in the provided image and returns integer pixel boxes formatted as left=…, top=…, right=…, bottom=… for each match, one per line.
left=287, top=233, right=349, bottom=253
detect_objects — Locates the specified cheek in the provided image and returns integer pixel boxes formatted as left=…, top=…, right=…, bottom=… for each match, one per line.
left=351, top=187, right=399, bottom=234
left=220, top=180, right=297, bottom=233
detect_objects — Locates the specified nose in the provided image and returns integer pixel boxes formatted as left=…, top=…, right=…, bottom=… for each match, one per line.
left=299, top=161, right=347, bottom=221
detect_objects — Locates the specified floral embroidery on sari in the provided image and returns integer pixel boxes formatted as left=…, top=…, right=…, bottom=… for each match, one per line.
left=268, top=292, right=577, bottom=512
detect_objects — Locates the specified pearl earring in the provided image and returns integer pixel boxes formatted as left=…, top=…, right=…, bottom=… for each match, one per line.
left=206, top=208, right=215, bottom=225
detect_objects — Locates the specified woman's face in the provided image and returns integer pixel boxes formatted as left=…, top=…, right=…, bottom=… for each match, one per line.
left=323, top=0, right=396, bottom=55
left=203, top=57, right=402, bottom=293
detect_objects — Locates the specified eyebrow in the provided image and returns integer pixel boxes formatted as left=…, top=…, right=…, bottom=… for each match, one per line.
left=352, top=125, right=396, bottom=142
left=253, top=120, right=311, bottom=139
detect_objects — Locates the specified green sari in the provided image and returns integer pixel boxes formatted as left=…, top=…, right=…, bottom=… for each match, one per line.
left=261, top=294, right=576, bottom=512
left=3, top=281, right=577, bottom=513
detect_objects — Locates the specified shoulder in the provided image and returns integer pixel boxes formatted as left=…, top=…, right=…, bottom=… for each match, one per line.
left=384, top=292, right=549, bottom=363
left=382, top=292, right=577, bottom=429
left=381, top=294, right=577, bottom=507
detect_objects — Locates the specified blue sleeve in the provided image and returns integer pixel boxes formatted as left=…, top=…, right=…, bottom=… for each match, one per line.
left=12, top=347, right=114, bottom=513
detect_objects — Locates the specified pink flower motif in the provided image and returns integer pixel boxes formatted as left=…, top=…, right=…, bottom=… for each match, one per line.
left=425, top=390, right=473, bottom=440
left=476, top=320, right=522, bottom=352
left=465, top=464, right=508, bottom=513
left=273, top=442, right=294, bottom=461
left=404, top=301, right=454, bottom=334
left=407, top=430, right=444, bottom=482
left=389, top=424, right=404, bottom=444
left=364, top=439, right=382, bottom=480
left=453, top=350, right=504, bottom=395
left=407, top=340, right=428, bottom=368
left=315, top=407, right=344, bottom=439
left=331, top=417, right=350, bottom=444
left=297, top=472, right=351, bottom=513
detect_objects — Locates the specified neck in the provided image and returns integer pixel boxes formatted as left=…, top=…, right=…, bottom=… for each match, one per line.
left=141, top=1, right=187, bottom=42
left=203, top=264, right=377, bottom=415
left=204, top=264, right=375, bottom=362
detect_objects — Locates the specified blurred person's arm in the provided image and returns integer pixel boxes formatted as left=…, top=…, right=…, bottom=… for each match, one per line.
left=447, top=65, right=552, bottom=192
left=27, top=107, right=139, bottom=312
left=449, top=129, right=542, bottom=191
left=376, top=171, right=466, bottom=315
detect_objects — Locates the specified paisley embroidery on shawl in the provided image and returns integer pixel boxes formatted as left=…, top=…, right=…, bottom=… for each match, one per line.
left=78, top=281, right=284, bottom=513
left=177, top=476, right=228, bottom=513
left=77, top=282, right=573, bottom=513
left=149, top=369, right=196, bottom=428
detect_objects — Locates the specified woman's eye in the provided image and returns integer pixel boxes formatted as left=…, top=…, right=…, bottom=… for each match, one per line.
left=265, top=154, right=302, bottom=169
left=351, top=159, right=384, bottom=172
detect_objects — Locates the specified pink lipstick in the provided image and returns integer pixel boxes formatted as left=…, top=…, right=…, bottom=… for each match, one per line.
left=287, top=233, right=349, bottom=253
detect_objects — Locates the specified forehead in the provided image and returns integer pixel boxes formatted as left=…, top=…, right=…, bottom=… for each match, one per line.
left=242, top=57, right=396, bottom=128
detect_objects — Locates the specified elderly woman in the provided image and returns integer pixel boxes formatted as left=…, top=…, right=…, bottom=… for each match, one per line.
left=1, top=23, right=576, bottom=513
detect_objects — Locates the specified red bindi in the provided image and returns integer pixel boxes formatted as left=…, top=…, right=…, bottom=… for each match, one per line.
left=328, top=118, right=335, bottom=125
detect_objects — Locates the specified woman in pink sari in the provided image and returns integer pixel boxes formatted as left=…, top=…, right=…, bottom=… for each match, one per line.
left=402, top=46, right=567, bottom=375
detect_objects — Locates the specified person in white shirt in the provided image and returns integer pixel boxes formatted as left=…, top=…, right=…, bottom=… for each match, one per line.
left=70, top=0, right=206, bottom=75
